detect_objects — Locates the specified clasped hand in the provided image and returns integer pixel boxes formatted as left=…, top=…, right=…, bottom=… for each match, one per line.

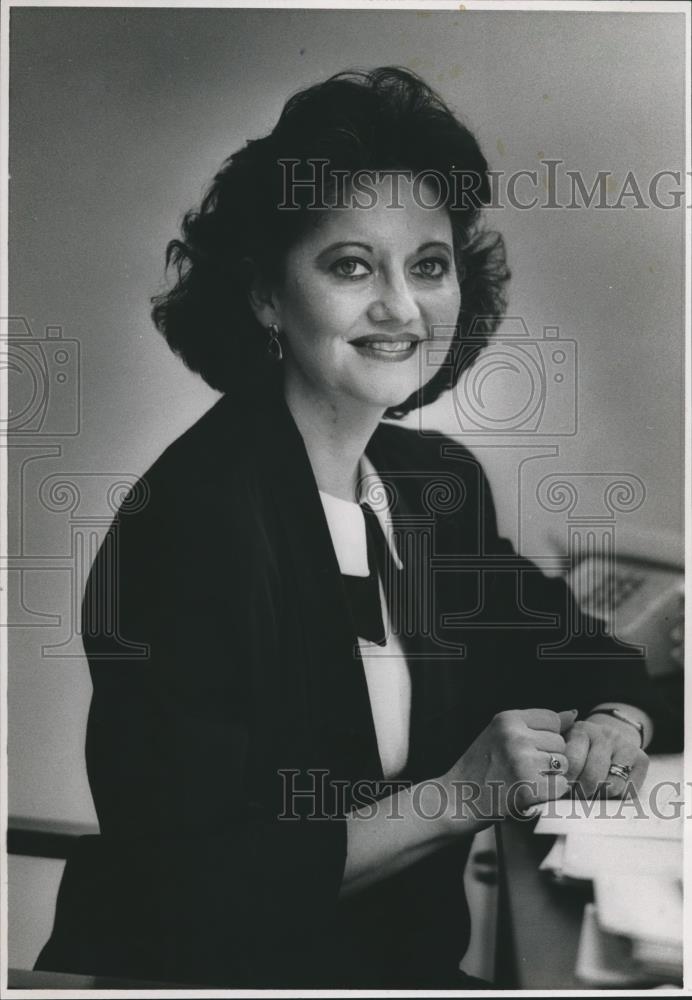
left=563, top=715, right=648, bottom=799
left=441, top=708, right=649, bottom=820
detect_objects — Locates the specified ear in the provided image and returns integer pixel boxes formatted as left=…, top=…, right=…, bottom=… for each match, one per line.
left=245, top=259, right=280, bottom=329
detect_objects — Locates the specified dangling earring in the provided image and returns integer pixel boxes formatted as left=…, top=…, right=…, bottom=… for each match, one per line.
left=266, top=323, right=283, bottom=363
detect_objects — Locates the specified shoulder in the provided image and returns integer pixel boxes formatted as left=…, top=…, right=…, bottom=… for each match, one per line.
left=142, top=393, right=245, bottom=486
left=117, top=394, right=252, bottom=525
left=84, top=394, right=262, bottom=607
left=85, top=394, right=255, bottom=615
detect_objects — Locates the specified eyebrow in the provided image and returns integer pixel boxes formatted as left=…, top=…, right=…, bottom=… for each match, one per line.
left=417, top=241, right=454, bottom=254
left=319, top=240, right=453, bottom=255
left=319, top=241, right=373, bottom=254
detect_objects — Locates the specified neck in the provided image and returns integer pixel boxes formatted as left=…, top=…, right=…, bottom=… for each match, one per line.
left=283, top=368, right=385, bottom=503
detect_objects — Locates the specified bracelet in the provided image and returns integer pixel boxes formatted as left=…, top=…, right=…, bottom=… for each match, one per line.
left=586, top=707, right=645, bottom=748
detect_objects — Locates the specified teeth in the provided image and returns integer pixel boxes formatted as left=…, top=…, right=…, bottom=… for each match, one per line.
left=358, top=341, right=414, bottom=352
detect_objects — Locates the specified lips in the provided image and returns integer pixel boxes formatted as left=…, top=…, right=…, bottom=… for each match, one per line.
left=349, top=334, right=422, bottom=362
left=350, top=334, right=423, bottom=349
left=355, top=340, right=415, bottom=353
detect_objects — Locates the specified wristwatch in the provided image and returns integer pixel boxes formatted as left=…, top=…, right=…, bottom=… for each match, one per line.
left=586, top=707, right=645, bottom=748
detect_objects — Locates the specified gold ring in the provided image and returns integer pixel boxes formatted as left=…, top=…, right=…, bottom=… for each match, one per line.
left=608, top=762, right=632, bottom=782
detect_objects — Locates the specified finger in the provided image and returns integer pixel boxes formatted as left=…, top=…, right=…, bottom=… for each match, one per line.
left=536, top=751, right=569, bottom=775
left=532, top=731, right=567, bottom=753
left=520, top=708, right=575, bottom=733
left=508, top=774, right=569, bottom=812
left=575, top=734, right=612, bottom=799
left=533, top=773, right=570, bottom=805
left=563, top=726, right=590, bottom=783
left=557, top=709, right=580, bottom=734
left=628, top=750, right=650, bottom=792
left=604, top=743, right=641, bottom=799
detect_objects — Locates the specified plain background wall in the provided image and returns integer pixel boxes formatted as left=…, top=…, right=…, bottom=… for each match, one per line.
left=7, top=5, right=685, bottom=965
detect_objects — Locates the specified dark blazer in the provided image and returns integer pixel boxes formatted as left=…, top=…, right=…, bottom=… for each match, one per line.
left=36, top=368, right=660, bottom=988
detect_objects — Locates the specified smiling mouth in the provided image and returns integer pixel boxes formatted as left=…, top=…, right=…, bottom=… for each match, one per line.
left=349, top=336, right=422, bottom=361
left=356, top=340, right=415, bottom=353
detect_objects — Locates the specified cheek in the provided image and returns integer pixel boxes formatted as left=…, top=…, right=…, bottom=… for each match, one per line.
left=422, top=288, right=460, bottom=373
left=283, top=278, right=351, bottom=337
left=437, top=284, right=462, bottom=321
left=421, top=287, right=462, bottom=347
left=418, top=277, right=461, bottom=318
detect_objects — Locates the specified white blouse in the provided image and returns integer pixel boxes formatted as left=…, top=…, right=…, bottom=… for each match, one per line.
left=318, top=455, right=411, bottom=779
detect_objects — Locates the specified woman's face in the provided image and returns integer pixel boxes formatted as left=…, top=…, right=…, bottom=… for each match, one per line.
left=262, top=177, right=461, bottom=414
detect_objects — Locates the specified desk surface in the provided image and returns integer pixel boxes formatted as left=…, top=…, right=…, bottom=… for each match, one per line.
left=497, top=820, right=590, bottom=990
left=497, top=756, right=684, bottom=989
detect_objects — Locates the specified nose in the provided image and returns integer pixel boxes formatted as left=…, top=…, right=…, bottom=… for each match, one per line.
left=367, top=272, right=420, bottom=327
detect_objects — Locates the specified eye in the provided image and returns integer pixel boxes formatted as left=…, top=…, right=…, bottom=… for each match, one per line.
left=331, top=257, right=371, bottom=279
left=412, top=257, right=449, bottom=280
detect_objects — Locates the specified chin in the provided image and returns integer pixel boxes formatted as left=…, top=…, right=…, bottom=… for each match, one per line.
left=349, top=368, right=410, bottom=396
left=353, top=370, right=431, bottom=412
left=358, top=388, right=419, bottom=414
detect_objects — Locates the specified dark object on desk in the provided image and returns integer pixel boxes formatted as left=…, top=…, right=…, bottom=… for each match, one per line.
left=8, top=820, right=199, bottom=990
left=495, top=820, right=683, bottom=990
left=8, top=968, right=185, bottom=990
left=568, top=549, right=684, bottom=753
left=495, top=820, right=588, bottom=989
left=7, top=817, right=97, bottom=861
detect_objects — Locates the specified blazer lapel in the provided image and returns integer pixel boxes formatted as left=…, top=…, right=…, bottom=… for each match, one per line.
left=216, top=371, right=472, bottom=789
left=242, top=374, right=385, bottom=784
left=365, top=426, right=487, bottom=779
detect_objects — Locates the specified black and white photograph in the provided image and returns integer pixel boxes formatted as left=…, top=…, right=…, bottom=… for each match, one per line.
left=1, top=0, right=689, bottom=993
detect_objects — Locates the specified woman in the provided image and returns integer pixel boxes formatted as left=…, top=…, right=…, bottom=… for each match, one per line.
left=37, top=67, right=659, bottom=988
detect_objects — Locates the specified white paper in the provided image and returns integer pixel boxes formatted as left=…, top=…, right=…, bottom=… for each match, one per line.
left=632, top=937, right=683, bottom=980
left=561, top=834, right=682, bottom=881
left=593, top=874, right=682, bottom=945
left=575, top=903, right=650, bottom=986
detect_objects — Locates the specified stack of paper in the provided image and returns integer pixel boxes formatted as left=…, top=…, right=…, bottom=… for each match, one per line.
left=531, top=755, right=683, bottom=986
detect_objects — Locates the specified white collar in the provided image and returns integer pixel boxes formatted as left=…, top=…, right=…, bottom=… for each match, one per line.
left=318, top=454, right=403, bottom=577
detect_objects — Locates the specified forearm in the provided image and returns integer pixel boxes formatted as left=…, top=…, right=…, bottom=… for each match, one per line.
left=586, top=702, right=653, bottom=749
left=339, top=777, right=483, bottom=899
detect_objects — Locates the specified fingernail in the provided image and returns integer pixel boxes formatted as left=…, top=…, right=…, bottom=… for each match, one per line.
left=570, top=708, right=579, bottom=715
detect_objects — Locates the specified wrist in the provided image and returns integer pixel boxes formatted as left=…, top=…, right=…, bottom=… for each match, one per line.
left=435, top=773, right=493, bottom=838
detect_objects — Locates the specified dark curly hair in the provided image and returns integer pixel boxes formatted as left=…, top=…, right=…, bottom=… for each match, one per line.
left=151, top=67, right=510, bottom=418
